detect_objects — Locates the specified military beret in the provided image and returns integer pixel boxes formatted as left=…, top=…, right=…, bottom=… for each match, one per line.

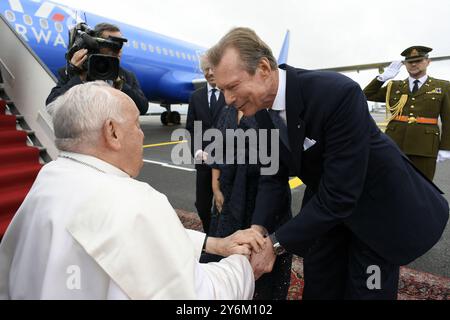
left=401, top=46, right=432, bottom=62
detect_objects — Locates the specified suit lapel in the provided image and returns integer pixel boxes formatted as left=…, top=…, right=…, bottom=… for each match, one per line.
left=282, top=64, right=306, bottom=175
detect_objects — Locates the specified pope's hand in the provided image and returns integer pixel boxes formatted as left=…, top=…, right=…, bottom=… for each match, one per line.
left=377, top=61, right=403, bottom=82
left=206, top=229, right=266, bottom=258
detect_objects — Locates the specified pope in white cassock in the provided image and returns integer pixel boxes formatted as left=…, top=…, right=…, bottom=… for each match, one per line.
left=0, top=82, right=265, bottom=300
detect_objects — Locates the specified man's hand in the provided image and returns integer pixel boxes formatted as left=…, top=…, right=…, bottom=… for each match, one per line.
left=70, top=49, right=88, bottom=81
left=214, top=190, right=225, bottom=213
left=250, top=236, right=276, bottom=280
left=377, top=61, right=403, bottom=82
left=205, top=229, right=266, bottom=258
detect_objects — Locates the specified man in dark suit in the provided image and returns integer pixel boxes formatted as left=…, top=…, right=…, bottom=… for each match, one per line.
left=186, top=56, right=226, bottom=234
left=207, top=27, right=449, bottom=299
left=46, top=23, right=148, bottom=115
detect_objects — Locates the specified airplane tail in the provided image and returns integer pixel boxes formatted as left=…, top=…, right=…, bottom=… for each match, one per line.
left=278, top=30, right=290, bottom=65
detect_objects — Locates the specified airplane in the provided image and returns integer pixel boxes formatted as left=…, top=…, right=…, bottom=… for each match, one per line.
left=0, top=0, right=212, bottom=125
left=2, top=0, right=449, bottom=127
left=0, top=0, right=292, bottom=126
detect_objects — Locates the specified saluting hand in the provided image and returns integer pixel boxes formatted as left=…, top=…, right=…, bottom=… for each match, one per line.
left=378, top=61, right=403, bottom=82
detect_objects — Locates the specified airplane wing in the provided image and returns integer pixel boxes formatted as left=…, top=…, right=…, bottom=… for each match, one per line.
left=316, top=55, right=450, bottom=73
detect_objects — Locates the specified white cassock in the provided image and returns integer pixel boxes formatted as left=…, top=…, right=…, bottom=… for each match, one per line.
left=0, top=152, right=254, bottom=300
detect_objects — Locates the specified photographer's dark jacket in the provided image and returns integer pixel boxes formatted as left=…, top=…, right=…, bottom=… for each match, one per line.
left=46, top=67, right=149, bottom=115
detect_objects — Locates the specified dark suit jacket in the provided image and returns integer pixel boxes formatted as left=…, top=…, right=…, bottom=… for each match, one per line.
left=46, top=67, right=149, bottom=115
left=253, top=64, right=449, bottom=265
left=186, top=85, right=226, bottom=165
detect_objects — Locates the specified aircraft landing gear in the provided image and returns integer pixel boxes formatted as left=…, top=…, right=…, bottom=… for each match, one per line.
left=160, top=111, right=181, bottom=126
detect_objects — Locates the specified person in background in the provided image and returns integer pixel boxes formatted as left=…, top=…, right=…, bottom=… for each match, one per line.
left=46, top=23, right=149, bottom=115
left=186, top=56, right=227, bottom=234
left=208, top=106, right=292, bottom=299
left=364, top=46, right=450, bottom=180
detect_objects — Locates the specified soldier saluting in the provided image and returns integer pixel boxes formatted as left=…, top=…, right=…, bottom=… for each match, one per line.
left=364, top=46, right=450, bottom=180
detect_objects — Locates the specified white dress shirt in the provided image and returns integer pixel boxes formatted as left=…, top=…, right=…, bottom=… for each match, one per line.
left=270, top=69, right=288, bottom=125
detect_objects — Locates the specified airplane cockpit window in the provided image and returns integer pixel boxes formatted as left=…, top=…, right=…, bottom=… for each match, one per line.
left=40, top=19, right=49, bottom=30
left=55, top=22, right=63, bottom=33
left=23, top=14, right=32, bottom=26
left=5, top=10, right=15, bottom=22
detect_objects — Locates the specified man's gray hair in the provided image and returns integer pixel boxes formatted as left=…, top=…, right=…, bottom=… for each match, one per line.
left=49, top=82, right=124, bottom=152
left=207, top=27, right=278, bottom=75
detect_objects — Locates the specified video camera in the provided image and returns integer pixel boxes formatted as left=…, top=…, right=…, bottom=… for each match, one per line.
left=66, top=23, right=128, bottom=81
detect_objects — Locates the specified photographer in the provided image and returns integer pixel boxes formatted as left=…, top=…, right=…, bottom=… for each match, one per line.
left=46, top=23, right=149, bottom=115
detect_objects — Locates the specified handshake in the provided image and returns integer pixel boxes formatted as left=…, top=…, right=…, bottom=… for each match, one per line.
left=207, top=225, right=278, bottom=280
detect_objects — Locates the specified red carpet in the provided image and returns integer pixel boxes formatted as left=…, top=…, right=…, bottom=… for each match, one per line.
left=0, top=99, right=43, bottom=237
left=175, top=209, right=450, bottom=300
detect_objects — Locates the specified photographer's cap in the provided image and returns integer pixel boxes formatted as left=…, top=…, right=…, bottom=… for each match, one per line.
left=401, top=46, right=432, bottom=62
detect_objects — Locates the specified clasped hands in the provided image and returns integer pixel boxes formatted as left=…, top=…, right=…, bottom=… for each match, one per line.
left=206, top=225, right=277, bottom=280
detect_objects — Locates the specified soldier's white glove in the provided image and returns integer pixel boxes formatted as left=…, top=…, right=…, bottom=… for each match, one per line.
left=377, top=61, right=403, bottom=82
left=437, top=150, right=450, bottom=163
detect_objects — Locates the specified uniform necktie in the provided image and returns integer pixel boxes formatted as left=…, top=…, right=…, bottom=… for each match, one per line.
left=210, top=88, right=218, bottom=115
left=268, top=109, right=290, bottom=151
left=412, top=80, right=420, bottom=94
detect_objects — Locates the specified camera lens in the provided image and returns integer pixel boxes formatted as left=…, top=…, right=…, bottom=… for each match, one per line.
left=87, top=54, right=120, bottom=81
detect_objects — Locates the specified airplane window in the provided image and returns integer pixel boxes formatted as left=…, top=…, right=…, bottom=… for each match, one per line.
left=192, top=56, right=197, bottom=62
left=156, top=47, right=162, bottom=54
left=187, top=54, right=192, bottom=61
left=169, top=49, right=175, bottom=57
left=148, top=45, right=154, bottom=53
left=176, top=51, right=181, bottom=58
left=133, top=41, right=139, bottom=49
left=23, top=15, right=33, bottom=26
left=163, top=48, right=168, bottom=55
left=5, top=11, right=16, bottom=22
left=55, top=22, right=63, bottom=33
left=124, top=42, right=130, bottom=48
left=40, top=19, right=49, bottom=30
left=141, top=43, right=147, bottom=51
left=181, top=52, right=186, bottom=60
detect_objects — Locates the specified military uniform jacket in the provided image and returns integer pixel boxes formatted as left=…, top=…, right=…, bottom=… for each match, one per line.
left=364, top=77, right=450, bottom=157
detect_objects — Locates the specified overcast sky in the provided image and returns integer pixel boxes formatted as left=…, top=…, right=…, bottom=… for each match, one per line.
left=54, top=0, right=450, bottom=88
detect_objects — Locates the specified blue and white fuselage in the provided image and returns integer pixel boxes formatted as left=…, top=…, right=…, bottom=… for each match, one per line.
left=0, top=0, right=206, bottom=105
